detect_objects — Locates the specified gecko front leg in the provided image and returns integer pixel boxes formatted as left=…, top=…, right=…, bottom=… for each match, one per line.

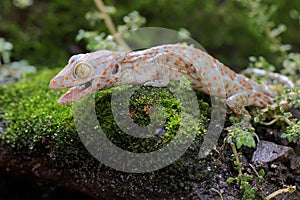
left=143, top=64, right=173, bottom=87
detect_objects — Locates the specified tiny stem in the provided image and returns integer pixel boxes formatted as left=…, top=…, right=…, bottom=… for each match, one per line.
left=210, top=188, right=224, bottom=200
left=93, top=0, right=131, bottom=51
left=230, top=142, right=242, bottom=175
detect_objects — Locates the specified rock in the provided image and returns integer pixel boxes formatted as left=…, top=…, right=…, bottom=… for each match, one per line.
left=252, top=140, right=294, bottom=166
left=290, top=155, right=300, bottom=174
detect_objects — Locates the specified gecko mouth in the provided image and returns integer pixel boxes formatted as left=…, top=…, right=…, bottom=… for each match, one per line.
left=58, top=80, right=93, bottom=104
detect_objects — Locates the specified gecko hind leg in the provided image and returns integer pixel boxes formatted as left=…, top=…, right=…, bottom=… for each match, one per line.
left=226, top=91, right=273, bottom=127
left=226, top=91, right=273, bottom=115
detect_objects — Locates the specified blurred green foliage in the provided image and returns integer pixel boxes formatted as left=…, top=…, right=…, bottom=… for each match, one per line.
left=1, top=0, right=299, bottom=69
left=0, top=37, right=36, bottom=82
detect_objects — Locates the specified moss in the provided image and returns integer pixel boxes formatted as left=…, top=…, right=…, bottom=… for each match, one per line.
left=0, top=70, right=81, bottom=163
left=0, top=70, right=210, bottom=167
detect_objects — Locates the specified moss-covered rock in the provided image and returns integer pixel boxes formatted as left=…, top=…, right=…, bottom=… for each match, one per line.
left=0, top=70, right=299, bottom=199
left=0, top=69, right=210, bottom=166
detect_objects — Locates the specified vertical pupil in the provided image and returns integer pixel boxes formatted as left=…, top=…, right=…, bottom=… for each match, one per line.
left=112, top=64, right=119, bottom=74
left=75, top=63, right=91, bottom=78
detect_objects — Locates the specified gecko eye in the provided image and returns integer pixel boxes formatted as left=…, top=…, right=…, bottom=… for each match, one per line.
left=74, top=62, right=92, bottom=79
left=112, top=63, right=120, bottom=74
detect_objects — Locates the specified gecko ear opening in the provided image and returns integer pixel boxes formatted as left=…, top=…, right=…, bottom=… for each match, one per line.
left=112, top=63, right=120, bottom=74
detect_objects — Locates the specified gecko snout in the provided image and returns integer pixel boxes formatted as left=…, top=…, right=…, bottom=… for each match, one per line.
left=49, top=79, right=59, bottom=89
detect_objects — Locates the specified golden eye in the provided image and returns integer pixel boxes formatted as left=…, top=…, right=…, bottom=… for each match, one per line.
left=74, top=62, right=92, bottom=79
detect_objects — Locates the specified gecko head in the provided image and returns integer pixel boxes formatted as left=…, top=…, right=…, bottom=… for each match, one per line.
left=49, top=50, right=124, bottom=104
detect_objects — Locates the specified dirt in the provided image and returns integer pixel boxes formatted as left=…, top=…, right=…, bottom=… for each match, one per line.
left=0, top=128, right=299, bottom=200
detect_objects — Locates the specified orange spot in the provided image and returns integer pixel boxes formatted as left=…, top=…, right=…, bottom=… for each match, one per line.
left=72, top=80, right=77, bottom=83
left=131, top=66, right=134, bottom=69
left=60, top=84, right=65, bottom=87
left=217, top=88, right=222, bottom=93
left=213, top=76, right=217, bottom=81
left=65, top=76, right=69, bottom=81
left=114, top=77, right=118, bottom=81
left=174, top=61, right=179, bottom=66
left=105, top=79, right=110, bottom=83
left=210, top=65, right=216, bottom=70
left=187, top=71, right=191, bottom=75
left=185, top=64, right=189, bottom=68
left=93, top=65, right=97, bottom=69
left=196, top=77, right=202, bottom=82
left=230, top=75, right=234, bottom=81
left=96, top=83, right=101, bottom=87
left=235, top=87, right=239, bottom=91
left=225, top=83, right=229, bottom=89
left=259, top=101, right=264, bottom=105
left=192, top=69, right=196, bottom=74
left=102, top=70, right=107, bottom=75
left=257, top=93, right=262, bottom=97
left=70, top=60, right=74, bottom=64
left=178, top=68, right=182, bottom=72
left=207, top=82, right=212, bottom=87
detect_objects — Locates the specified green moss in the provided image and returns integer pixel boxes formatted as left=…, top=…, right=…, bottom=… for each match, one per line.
left=0, top=70, right=81, bottom=163
left=0, top=70, right=210, bottom=166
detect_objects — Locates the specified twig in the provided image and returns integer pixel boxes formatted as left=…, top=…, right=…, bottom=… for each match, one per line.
left=260, top=115, right=292, bottom=126
left=93, top=0, right=131, bottom=51
left=210, top=188, right=224, bottom=200
left=265, top=185, right=296, bottom=200
left=249, top=163, right=259, bottom=177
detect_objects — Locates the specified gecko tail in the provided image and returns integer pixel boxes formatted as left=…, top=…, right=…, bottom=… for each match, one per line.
left=241, top=68, right=295, bottom=89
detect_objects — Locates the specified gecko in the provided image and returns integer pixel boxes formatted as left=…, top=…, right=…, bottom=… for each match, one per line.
left=49, top=44, right=293, bottom=116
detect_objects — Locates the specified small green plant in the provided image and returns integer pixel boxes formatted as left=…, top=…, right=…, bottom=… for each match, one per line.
left=0, top=37, right=36, bottom=82
left=0, top=37, right=13, bottom=64
left=252, top=88, right=300, bottom=143
left=227, top=173, right=257, bottom=200
left=281, top=119, right=300, bottom=143
left=257, top=169, right=265, bottom=184
left=227, top=116, right=257, bottom=149
left=226, top=140, right=258, bottom=200
left=248, top=56, right=275, bottom=72
left=76, top=0, right=146, bottom=51
left=281, top=53, right=300, bottom=79
left=235, top=0, right=291, bottom=62
left=13, top=0, right=33, bottom=8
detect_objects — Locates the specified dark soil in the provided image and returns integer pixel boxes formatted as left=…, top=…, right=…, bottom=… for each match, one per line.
left=0, top=123, right=299, bottom=200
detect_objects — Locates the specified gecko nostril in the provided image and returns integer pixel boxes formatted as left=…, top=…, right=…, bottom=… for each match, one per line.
left=49, top=80, right=56, bottom=88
